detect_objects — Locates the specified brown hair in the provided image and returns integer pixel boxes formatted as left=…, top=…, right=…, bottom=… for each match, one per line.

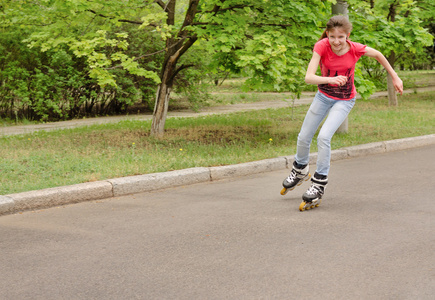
left=319, top=15, right=353, bottom=40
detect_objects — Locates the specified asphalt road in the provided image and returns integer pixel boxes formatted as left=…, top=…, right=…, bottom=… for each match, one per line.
left=1, top=145, right=434, bottom=300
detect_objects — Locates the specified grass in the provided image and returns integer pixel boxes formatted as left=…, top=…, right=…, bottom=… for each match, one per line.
left=398, top=69, right=435, bottom=90
left=0, top=90, right=434, bottom=195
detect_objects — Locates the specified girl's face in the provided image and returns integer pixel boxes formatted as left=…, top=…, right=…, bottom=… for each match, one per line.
left=326, top=27, right=350, bottom=54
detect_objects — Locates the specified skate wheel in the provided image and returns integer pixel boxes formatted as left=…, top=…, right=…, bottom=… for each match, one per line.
left=299, top=202, right=306, bottom=211
left=280, top=188, right=288, bottom=195
left=305, top=173, right=311, bottom=181
left=315, top=199, right=322, bottom=207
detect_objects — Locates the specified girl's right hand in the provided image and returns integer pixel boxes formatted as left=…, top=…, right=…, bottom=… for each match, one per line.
left=329, top=75, right=348, bottom=86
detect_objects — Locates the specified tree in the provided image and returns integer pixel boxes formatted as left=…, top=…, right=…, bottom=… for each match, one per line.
left=2, top=0, right=332, bottom=136
left=150, top=0, right=333, bottom=136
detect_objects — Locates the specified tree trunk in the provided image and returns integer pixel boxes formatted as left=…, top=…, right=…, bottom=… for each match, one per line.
left=150, top=41, right=196, bottom=137
left=332, top=0, right=349, bottom=134
left=387, top=2, right=398, bottom=107
left=151, top=83, right=172, bottom=137
left=151, top=45, right=179, bottom=137
left=387, top=52, right=398, bottom=106
left=150, top=0, right=199, bottom=137
left=332, top=0, right=349, bottom=15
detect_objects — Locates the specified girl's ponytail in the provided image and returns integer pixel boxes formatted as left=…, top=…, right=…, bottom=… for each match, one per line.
left=319, top=30, right=328, bottom=41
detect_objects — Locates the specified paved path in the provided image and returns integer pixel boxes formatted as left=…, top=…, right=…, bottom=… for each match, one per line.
left=2, top=87, right=434, bottom=136
left=1, top=145, right=434, bottom=299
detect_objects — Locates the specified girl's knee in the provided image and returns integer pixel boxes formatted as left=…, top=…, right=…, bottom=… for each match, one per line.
left=317, top=133, right=331, bottom=147
left=297, top=133, right=312, bottom=147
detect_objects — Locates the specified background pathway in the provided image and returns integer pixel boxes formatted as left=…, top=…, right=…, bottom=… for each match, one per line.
left=2, top=87, right=434, bottom=136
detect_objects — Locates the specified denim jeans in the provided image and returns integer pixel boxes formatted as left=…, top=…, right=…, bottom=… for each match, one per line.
left=295, top=92, right=356, bottom=176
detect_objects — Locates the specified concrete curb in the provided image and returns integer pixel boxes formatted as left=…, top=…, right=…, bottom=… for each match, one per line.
left=4, top=182, right=113, bottom=214
left=0, top=196, right=15, bottom=214
left=108, top=167, right=211, bottom=197
left=1, top=134, right=434, bottom=216
left=209, top=157, right=287, bottom=181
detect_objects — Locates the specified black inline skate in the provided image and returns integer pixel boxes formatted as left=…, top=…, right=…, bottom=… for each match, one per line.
left=299, top=173, right=328, bottom=211
left=280, top=162, right=311, bottom=195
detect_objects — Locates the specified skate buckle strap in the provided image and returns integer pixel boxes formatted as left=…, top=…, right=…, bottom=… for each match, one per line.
left=306, top=181, right=326, bottom=196
left=305, top=184, right=322, bottom=196
left=287, top=172, right=297, bottom=181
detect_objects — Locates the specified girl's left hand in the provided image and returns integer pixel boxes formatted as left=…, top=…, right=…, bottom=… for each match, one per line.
left=393, top=76, right=403, bottom=95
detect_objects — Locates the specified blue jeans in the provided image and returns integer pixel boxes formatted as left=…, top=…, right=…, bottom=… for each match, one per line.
left=295, top=92, right=356, bottom=176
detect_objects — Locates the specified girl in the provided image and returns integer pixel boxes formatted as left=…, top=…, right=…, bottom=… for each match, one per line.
left=281, top=15, right=403, bottom=211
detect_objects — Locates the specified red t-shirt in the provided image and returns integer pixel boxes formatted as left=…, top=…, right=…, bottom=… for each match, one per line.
left=313, top=38, right=367, bottom=100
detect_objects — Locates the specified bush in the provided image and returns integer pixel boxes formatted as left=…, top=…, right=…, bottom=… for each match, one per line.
left=0, top=27, right=161, bottom=121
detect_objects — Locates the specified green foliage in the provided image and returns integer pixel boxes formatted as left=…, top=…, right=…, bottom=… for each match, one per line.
left=349, top=0, right=434, bottom=76
left=0, top=27, right=149, bottom=121
left=197, top=0, right=332, bottom=93
left=10, top=0, right=162, bottom=87
left=0, top=2, right=168, bottom=120
left=1, top=0, right=434, bottom=124
left=354, top=64, right=377, bottom=99
left=0, top=28, right=85, bottom=120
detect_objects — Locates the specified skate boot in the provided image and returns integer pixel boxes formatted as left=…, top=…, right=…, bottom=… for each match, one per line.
left=280, top=162, right=311, bottom=195
left=299, top=173, right=328, bottom=211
